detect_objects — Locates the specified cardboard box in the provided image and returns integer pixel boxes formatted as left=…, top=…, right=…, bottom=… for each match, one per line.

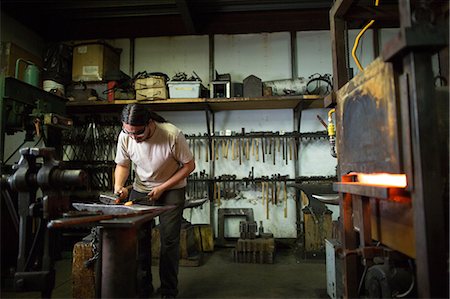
left=0, top=42, right=42, bottom=81
left=72, top=43, right=120, bottom=82
left=134, top=76, right=166, bottom=90
left=136, top=87, right=168, bottom=100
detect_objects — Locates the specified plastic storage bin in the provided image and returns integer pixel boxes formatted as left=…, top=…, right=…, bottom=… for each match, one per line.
left=168, top=81, right=202, bottom=98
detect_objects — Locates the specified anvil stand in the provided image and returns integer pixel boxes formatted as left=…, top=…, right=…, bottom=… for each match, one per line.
left=97, top=211, right=172, bottom=299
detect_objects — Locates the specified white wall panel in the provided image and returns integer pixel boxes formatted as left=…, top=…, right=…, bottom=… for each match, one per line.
left=297, top=31, right=333, bottom=79
left=134, top=35, right=209, bottom=83
left=215, top=32, right=291, bottom=82
left=109, top=39, right=131, bottom=76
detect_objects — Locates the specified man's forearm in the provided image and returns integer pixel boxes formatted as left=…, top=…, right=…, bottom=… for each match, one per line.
left=114, top=164, right=130, bottom=192
left=159, top=160, right=195, bottom=192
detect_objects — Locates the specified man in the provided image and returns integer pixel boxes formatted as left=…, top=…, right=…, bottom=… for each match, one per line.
left=114, top=103, right=195, bottom=298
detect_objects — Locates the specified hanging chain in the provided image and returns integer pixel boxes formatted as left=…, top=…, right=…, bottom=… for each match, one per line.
left=84, top=227, right=100, bottom=268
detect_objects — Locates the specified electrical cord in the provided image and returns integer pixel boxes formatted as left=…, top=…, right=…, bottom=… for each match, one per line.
left=4, top=140, right=27, bottom=164
left=394, top=259, right=416, bottom=298
left=352, top=0, right=380, bottom=71
left=306, top=73, right=333, bottom=95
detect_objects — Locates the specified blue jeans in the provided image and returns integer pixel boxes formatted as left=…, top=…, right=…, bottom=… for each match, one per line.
left=129, top=188, right=185, bottom=297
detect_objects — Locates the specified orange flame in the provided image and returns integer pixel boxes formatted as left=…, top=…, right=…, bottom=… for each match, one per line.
left=355, top=173, right=407, bottom=188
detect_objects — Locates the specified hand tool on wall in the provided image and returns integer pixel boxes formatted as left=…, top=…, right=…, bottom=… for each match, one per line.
left=261, top=136, right=265, bottom=163
left=204, top=134, right=209, bottom=163
left=238, top=137, right=241, bottom=163
left=213, top=138, right=216, bottom=161
left=246, top=138, right=250, bottom=160
left=214, top=180, right=221, bottom=206
left=224, top=139, right=229, bottom=159
left=240, top=128, right=245, bottom=162
left=198, top=139, right=202, bottom=161
left=277, top=137, right=281, bottom=153
left=275, top=174, right=281, bottom=205
left=213, top=180, right=216, bottom=203
left=216, top=138, right=219, bottom=160
left=285, top=137, right=289, bottom=165
left=269, top=138, right=272, bottom=155
left=271, top=180, right=275, bottom=205
left=283, top=176, right=288, bottom=218
left=238, top=137, right=242, bottom=165
left=222, top=139, right=226, bottom=158
left=265, top=136, right=268, bottom=156
left=255, top=139, right=259, bottom=161
left=261, top=179, right=265, bottom=206
left=202, top=170, right=208, bottom=200
left=289, top=138, right=293, bottom=161
left=217, top=181, right=221, bottom=206
left=232, top=175, right=237, bottom=198
left=231, top=138, right=235, bottom=160
left=272, top=138, right=276, bottom=165
left=251, top=138, right=255, bottom=158
left=266, top=180, right=270, bottom=220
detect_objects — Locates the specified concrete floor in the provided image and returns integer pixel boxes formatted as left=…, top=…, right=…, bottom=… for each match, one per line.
left=2, top=244, right=328, bottom=299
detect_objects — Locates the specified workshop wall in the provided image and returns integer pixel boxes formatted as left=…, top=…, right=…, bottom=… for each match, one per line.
left=135, top=35, right=210, bottom=84
left=0, top=12, right=45, bottom=58
left=215, top=32, right=292, bottom=82
left=297, top=31, right=333, bottom=79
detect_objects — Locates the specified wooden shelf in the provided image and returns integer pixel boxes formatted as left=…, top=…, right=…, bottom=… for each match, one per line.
left=65, top=95, right=324, bottom=114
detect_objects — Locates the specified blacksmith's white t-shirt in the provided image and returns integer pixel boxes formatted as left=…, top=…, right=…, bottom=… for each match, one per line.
left=115, top=122, right=193, bottom=193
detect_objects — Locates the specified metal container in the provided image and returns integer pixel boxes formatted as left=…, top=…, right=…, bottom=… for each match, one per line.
left=15, top=58, right=40, bottom=87
left=263, top=78, right=307, bottom=96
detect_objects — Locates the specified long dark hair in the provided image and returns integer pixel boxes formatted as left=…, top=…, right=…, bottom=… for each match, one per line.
left=121, top=104, right=166, bottom=125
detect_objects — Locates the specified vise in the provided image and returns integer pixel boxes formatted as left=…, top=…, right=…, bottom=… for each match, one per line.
left=4, top=147, right=86, bottom=297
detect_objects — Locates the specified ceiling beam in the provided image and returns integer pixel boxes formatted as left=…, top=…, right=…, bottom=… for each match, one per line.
left=175, top=0, right=196, bottom=34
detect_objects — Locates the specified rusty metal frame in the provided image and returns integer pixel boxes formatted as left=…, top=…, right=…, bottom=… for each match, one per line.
left=330, top=0, right=449, bottom=298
